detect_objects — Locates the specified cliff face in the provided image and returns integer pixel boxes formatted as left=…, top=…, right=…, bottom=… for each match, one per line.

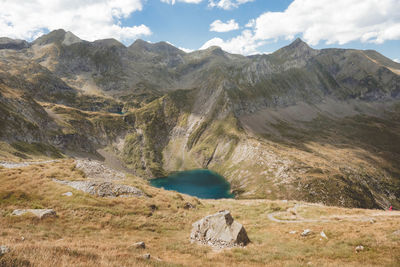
left=1, top=30, right=400, bottom=208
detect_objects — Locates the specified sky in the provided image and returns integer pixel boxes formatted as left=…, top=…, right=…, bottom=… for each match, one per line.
left=1, top=0, right=399, bottom=61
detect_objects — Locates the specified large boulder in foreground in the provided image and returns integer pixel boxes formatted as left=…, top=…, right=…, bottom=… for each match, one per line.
left=190, top=210, right=250, bottom=249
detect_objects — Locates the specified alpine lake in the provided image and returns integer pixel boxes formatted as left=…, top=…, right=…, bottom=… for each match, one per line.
left=150, top=169, right=234, bottom=199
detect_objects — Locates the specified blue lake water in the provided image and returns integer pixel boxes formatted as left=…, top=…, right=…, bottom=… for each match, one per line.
left=150, top=169, right=234, bottom=199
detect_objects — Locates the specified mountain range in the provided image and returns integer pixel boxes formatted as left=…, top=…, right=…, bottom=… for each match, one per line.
left=1, top=29, right=399, bottom=209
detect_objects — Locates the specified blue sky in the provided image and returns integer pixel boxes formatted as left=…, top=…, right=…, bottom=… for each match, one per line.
left=1, top=0, right=399, bottom=61
left=128, top=0, right=400, bottom=61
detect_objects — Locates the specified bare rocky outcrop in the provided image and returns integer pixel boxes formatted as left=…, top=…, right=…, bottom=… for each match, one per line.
left=12, top=209, right=57, bottom=219
left=190, top=210, right=250, bottom=249
left=75, top=159, right=125, bottom=181
left=0, top=160, right=59, bottom=169
left=53, top=179, right=144, bottom=198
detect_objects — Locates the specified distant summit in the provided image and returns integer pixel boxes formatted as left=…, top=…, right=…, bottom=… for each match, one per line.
left=33, top=29, right=82, bottom=46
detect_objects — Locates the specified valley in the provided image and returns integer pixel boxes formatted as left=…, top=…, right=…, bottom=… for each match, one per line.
left=1, top=30, right=399, bottom=209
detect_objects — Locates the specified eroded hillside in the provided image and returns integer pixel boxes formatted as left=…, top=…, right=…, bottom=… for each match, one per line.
left=0, top=30, right=400, bottom=208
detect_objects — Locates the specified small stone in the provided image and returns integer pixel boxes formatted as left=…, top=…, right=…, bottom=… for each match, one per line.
left=0, top=245, right=10, bottom=256
left=21, top=236, right=25, bottom=241
left=289, top=231, right=297, bottom=234
left=320, top=231, right=328, bottom=239
left=142, top=253, right=151, bottom=260
left=133, top=242, right=145, bottom=249
left=301, top=229, right=312, bottom=237
left=148, top=204, right=158, bottom=211
left=369, top=219, right=376, bottom=224
left=183, top=202, right=195, bottom=210
left=393, top=230, right=400, bottom=236
left=62, top=192, right=73, bottom=197
left=355, top=245, right=364, bottom=253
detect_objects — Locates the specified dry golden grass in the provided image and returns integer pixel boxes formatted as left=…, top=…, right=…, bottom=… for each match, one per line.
left=0, top=160, right=399, bottom=266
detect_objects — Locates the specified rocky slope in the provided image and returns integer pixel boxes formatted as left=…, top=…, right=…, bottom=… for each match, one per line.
left=0, top=29, right=400, bottom=209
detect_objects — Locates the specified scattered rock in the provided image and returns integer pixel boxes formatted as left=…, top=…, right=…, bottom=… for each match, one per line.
left=141, top=253, right=151, bottom=260
left=369, top=219, right=376, bottom=224
left=320, top=231, right=328, bottom=239
left=190, top=210, right=250, bottom=249
left=53, top=179, right=144, bottom=198
left=301, top=229, right=312, bottom=237
left=0, top=245, right=9, bottom=256
left=133, top=242, right=145, bottom=249
left=183, top=202, right=195, bottom=210
left=0, top=160, right=58, bottom=169
left=289, top=231, right=297, bottom=234
left=12, top=209, right=56, bottom=219
left=148, top=204, right=158, bottom=211
left=75, top=159, right=125, bottom=181
left=355, top=245, right=364, bottom=253
left=62, top=192, right=73, bottom=197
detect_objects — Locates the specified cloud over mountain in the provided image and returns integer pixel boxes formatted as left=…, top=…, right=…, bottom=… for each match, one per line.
left=0, top=0, right=151, bottom=42
left=202, top=0, right=400, bottom=54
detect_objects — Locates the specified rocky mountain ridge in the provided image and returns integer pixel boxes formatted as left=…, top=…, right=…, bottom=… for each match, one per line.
left=1, top=29, right=400, bottom=209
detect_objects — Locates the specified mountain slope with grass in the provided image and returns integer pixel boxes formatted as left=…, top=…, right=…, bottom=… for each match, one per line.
left=0, top=160, right=399, bottom=266
left=0, top=30, right=400, bottom=209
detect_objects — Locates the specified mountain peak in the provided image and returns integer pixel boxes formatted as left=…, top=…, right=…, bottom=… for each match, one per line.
left=273, top=37, right=317, bottom=59
left=0, top=37, right=30, bottom=50
left=33, top=29, right=81, bottom=46
left=129, top=39, right=152, bottom=51
left=93, top=38, right=124, bottom=48
left=287, top=37, right=310, bottom=49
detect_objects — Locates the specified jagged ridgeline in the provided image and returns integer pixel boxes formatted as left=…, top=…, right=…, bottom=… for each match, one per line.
left=1, top=29, right=400, bottom=209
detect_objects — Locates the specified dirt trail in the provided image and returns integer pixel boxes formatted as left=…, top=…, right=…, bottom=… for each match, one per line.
left=267, top=203, right=400, bottom=223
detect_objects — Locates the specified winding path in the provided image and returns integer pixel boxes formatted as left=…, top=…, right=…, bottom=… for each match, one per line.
left=267, top=204, right=400, bottom=223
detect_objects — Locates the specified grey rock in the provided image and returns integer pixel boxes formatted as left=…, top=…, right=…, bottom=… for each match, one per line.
left=141, top=253, right=151, bottom=260
left=62, top=192, right=73, bottom=197
left=190, top=210, right=250, bottom=249
left=12, top=209, right=57, bottom=219
left=289, top=231, right=297, bottom=234
left=53, top=179, right=144, bottom=198
left=320, top=231, right=328, bottom=239
left=183, top=202, right=195, bottom=210
left=0, top=245, right=10, bottom=256
left=133, top=242, right=145, bottom=249
left=75, top=159, right=125, bottom=181
left=355, top=245, right=364, bottom=253
left=301, top=229, right=312, bottom=237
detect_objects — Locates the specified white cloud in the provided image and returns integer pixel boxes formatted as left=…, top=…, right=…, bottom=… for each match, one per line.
left=208, top=0, right=254, bottom=10
left=210, top=19, right=239, bottom=32
left=394, top=58, right=400, bottom=63
left=200, top=30, right=263, bottom=55
left=161, top=0, right=203, bottom=4
left=202, top=0, right=400, bottom=55
left=0, top=0, right=152, bottom=43
left=253, top=0, right=400, bottom=45
left=179, top=47, right=194, bottom=53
